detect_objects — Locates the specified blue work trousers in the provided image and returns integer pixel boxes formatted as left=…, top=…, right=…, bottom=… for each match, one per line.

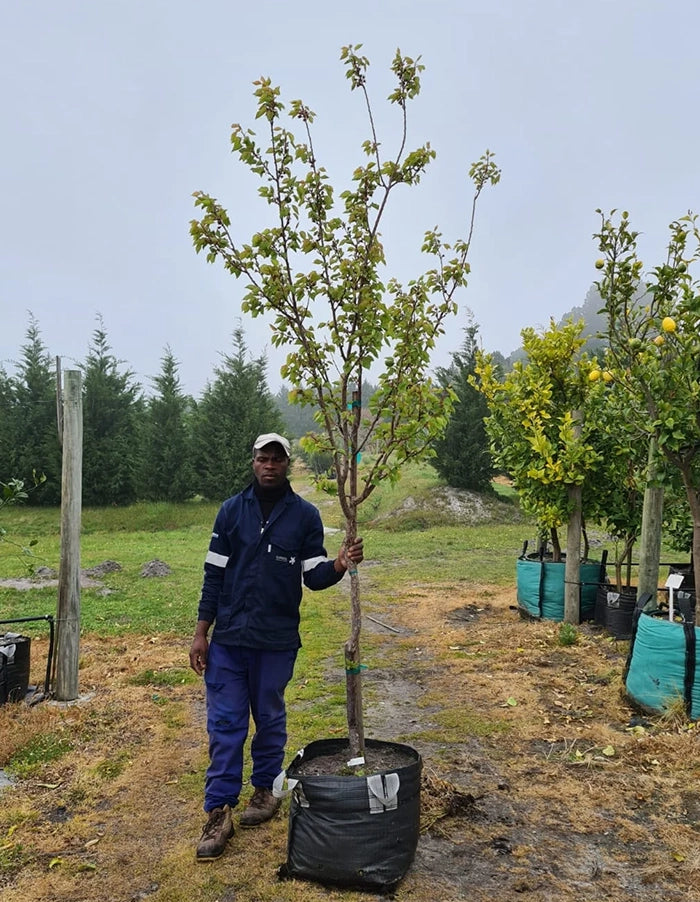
left=203, top=641, right=297, bottom=813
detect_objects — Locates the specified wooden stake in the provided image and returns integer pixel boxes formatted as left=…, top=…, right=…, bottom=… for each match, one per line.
left=55, top=369, right=83, bottom=701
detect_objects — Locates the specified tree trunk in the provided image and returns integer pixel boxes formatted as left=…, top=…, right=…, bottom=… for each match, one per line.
left=678, top=467, right=700, bottom=627
left=581, top=523, right=590, bottom=561
left=564, top=483, right=582, bottom=624
left=691, top=520, right=700, bottom=628
left=344, top=566, right=364, bottom=761
left=563, top=409, right=583, bottom=624
left=344, top=380, right=365, bottom=761
left=638, top=438, right=663, bottom=603
left=550, top=528, right=561, bottom=562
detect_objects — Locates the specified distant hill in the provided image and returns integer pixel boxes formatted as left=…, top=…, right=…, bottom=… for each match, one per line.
left=504, top=283, right=607, bottom=367
left=557, top=283, right=607, bottom=340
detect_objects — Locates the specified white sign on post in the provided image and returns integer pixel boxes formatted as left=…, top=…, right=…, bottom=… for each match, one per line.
left=665, top=573, right=684, bottom=621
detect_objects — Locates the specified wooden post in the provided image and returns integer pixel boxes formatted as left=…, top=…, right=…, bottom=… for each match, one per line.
left=564, top=409, right=583, bottom=624
left=637, top=437, right=664, bottom=604
left=55, top=369, right=83, bottom=701
left=564, top=484, right=583, bottom=623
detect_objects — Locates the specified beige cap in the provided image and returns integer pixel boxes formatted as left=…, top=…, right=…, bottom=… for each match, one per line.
left=252, top=433, right=291, bottom=457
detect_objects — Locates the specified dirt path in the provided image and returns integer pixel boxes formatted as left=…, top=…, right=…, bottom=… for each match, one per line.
left=363, top=583, right=699, bottom=901
left=1, top=583, right=698, bottom=901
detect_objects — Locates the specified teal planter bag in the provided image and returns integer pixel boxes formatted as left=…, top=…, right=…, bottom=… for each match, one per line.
left=624, top=607, right=700, bottom=720
left=516, top=555, right=600, bottom=622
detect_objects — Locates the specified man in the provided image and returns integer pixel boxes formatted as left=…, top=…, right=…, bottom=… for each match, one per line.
left=189, top=432, right=363, bottom=860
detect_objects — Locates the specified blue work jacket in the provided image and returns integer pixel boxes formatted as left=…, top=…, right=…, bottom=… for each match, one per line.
left=197, top=482, right=344, bottom=650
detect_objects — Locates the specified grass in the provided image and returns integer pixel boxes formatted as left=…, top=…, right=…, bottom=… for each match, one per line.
left=0, top=465, right=528, bottom=641
left=409, top=704, right=510, bottom=741
left=492, top=479, right=518, bottom=501
left=128, top=668, right=197, bottom=688
left=0, top=523, right=526, bottom=639
left=6, top=732, right=74, bottom=778
left=557, top=622, right=579, bottom=646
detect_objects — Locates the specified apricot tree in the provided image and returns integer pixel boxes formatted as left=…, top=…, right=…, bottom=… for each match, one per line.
left=191, top=46, right=498, bottom=758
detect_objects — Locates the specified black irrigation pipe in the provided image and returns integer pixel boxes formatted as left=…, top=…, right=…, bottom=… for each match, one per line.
left=606, top=560, right=694, bottom=570
left=0, top=615, right=54, bottom=698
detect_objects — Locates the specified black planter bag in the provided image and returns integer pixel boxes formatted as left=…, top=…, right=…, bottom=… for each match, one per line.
left=597, top=582, right=638, bottom=640
left=275, top=737, right=422, bottom=892
left=0, top=635, right=31, bottom=705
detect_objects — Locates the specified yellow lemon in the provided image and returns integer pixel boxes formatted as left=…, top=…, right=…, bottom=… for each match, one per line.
left=589, top=370, right=601, bottom=382
left=653, top=335, right=665, bottom=346
left=602, top=371, right=613, bottom=382
left=594, top=259, right=605, bottom=270
left=661, top=316, right=677, bottom=333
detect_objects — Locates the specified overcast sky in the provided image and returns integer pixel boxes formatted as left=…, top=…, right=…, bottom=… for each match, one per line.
left=2, top=0, right=698, bottom=398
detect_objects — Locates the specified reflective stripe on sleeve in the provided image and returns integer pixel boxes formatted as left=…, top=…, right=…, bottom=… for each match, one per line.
left=205, top=551, right=229, bottom=568
left=303, top=554, right=328, bottom=572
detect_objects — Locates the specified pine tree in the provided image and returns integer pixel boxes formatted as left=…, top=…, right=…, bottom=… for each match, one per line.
left=191, top=327, right=283, bottom=501
left=0, top=364, right=18, bottom=485
left=138, top=347, right=193, bottom=501
left=431, top=319, right=494, bottom=492
left=10, top=316, right=62, bottom=504
left=82, top=318, right=143, bottom=505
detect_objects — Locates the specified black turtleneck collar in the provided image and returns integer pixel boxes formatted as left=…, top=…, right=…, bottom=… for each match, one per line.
left=253, top=478, right=291, bottom=522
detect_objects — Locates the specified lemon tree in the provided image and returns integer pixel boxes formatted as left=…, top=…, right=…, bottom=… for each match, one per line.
left=475, top=319, right=606, bottom=623
left=596, top=210, right=700, bottom=625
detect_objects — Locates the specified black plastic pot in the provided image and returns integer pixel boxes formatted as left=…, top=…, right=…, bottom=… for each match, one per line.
left=277, top=737, right=422, bottom=892
left=594, top=582, right=608, bottom=627
left=0, top=635, right=31, bottom=705
left=605, top=586, right=638, bottom=640
left=596, top=583, right=638, bottom=639
left=668, top=563, right=695, bottom=596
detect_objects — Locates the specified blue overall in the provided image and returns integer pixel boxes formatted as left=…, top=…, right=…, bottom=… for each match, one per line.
left=204, top=642, right=297, bottom=812
left=197, top=482, right=343, bottom=813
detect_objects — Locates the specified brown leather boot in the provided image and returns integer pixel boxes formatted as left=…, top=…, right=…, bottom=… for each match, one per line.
left=196, top=805, right=234, bottom=860
left=238, top=787, right=280, bottom=827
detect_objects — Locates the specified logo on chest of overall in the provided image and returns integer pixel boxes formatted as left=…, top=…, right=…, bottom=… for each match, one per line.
left=269, top=545, right=296, bottom=566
